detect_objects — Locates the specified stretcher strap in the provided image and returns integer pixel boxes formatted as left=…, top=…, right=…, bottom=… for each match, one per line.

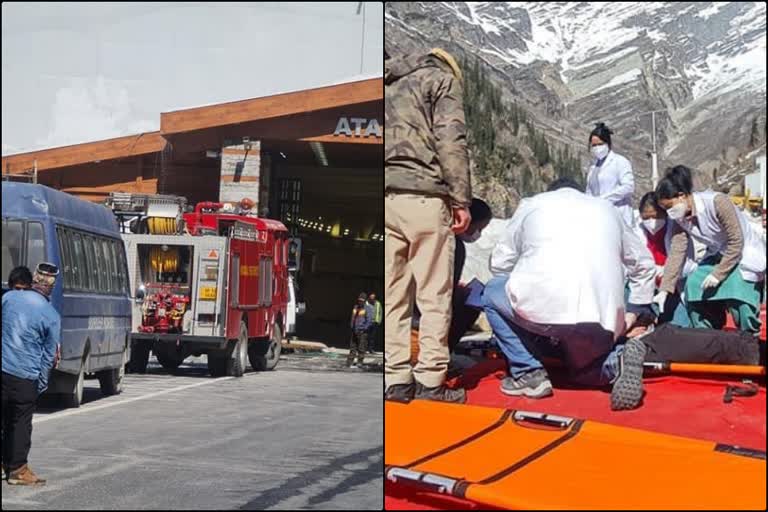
left=714, top=444, right=767, bottom=460
left=453, top=420, right=585, bottom=498
left=402, top=409, right=513, bottom=469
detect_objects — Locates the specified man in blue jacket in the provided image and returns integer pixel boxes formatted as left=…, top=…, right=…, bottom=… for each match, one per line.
left=2, top=263, right=61, bottom=486
left=348, top=292, right=374, bottom=368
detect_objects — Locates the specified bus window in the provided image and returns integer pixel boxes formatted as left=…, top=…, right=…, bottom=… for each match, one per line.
left=2, top=219, right=24, bottom=284
left=117, top=242, right=131, bottom=295
left=57, top=227, right=73, bottom=290
left=108, top=240, right=121, bottom=294
left=71, top=231, right=86, bottom=291
left=100, top=239, right=114, bottom=294
left=26, top=222, right=47, bottom=275
left=82, top=235, right=97, bottom=292
left=115, top=241, right=128, bottom=295
left=90, top=236, right=105, bottom=293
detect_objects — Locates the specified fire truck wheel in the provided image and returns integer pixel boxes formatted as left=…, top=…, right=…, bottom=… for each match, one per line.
left=231, top=322, right=249, bottom=378
left=128, top=341, right=150, bottom=374
left=207, top=355, right=224, bottom=377
left=155, top=347, right=185, bottom=373
left=249, top=323, right=282, bottom=371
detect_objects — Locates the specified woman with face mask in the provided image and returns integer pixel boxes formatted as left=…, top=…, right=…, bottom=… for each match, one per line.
left=585, top=123, right=636, bottom=227
left=654, top=165, right=766, bottom=333
left=635, top=192, right=699, bottom=327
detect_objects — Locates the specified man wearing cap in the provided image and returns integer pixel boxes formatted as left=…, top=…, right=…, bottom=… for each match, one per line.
left=385, top=45, right=472, bottom=403
left=2, top=263, right=61, bottom=485
left=348, top=292, right=374, bottom=368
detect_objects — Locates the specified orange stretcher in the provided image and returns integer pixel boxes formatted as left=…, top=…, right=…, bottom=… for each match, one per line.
left=386, top=400, right=767, bottom=510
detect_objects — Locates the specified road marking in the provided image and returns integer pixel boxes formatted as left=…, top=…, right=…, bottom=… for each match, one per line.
left=33, top=377, right=235, bottom=425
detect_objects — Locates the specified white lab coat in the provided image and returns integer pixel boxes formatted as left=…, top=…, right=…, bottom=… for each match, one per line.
left=679, top=190, right=767, bottom=282
left=586, top=150, right=635, bottom=227
left=490, top=189, right=655, bottom=339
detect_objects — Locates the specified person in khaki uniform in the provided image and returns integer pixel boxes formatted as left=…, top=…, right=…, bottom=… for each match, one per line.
left=384, top=46, right=471, bottom=403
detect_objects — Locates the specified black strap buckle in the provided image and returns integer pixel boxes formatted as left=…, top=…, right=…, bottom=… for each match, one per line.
left=723, top=381, right=758, bottom=403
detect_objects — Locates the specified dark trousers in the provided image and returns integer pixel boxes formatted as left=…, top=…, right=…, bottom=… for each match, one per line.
left=2, top=372, right=38, bottom=472
left=641, top=323, right=761, bottom=365
left=348, top=331, right=368, bottom=365
left=368, top=324, right=380, bottom=352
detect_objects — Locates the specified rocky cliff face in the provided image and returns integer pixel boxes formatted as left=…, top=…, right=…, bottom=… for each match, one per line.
left=386, top=2, right=766, bottom=201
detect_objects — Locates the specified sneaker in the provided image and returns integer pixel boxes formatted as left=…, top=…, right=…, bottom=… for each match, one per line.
left=7, top=464, right=46, bottom=486
left=414, top=383, right=466, bottom=404
left=385, top=383, right=416, bottom=402
left=611, top=337, right=647, bottom=411
left=500, top=368, right=553, bottom=398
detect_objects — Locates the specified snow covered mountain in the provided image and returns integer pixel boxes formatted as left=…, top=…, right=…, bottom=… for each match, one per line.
left=386, top=2, right=766, bottom=192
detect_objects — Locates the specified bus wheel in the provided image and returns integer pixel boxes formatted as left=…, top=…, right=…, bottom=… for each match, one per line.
left=61, top=361, right=85, bottom=408
left=98, top=350, right=125, bottom=396
left=129, top=341, right=150, bottom=374
left=249, top=323, right=282, bottom=371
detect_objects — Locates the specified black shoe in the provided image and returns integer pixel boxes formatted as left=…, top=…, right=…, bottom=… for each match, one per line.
left=611, top=337, right=647, bottom=410
left=385, top=383, right=415, bottom=402
left=414, top=383, right=466, bottom=404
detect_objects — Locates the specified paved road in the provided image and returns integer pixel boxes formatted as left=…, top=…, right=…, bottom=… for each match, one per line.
left=2, top=353, right=383, bottom=510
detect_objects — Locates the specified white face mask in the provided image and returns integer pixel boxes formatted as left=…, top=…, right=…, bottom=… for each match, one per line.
left=642, top=218, right=665, bottom=235
left=666, top=201, right=688, bottom=221
left=591, top=144, right=609, bottom=160
left=459, top=229, right=481, bottom=243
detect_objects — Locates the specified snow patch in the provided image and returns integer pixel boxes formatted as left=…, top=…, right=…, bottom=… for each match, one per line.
left=696, top=2, right=728, bottom=20
left=591, top=68, right=643, bottom=94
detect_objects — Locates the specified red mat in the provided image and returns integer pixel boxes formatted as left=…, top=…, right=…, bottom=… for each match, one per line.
left=386, top=359, right=766, bottom=510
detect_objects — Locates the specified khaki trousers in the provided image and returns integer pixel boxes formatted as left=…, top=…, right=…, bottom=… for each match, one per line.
left=385, top=193, right=454, bottom=389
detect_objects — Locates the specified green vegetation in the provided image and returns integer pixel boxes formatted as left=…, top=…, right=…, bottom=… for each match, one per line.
left=460, top=56, right=583, bottom=197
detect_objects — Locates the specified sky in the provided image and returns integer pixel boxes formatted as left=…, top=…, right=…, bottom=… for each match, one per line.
left=1, top=2, right=383, bottom=155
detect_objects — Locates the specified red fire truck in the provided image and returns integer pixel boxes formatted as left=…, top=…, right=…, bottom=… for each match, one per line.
left=107, top=193, right=289, bottom=377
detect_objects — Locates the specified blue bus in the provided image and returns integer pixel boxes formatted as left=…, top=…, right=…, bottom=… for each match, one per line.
left=2, top=182, right=131, bottom=407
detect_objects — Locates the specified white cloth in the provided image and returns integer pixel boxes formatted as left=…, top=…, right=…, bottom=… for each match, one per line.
left=586, top=150, right=635, bottom=227
left=680, top=190, right=766, bottom=282
left=490, top=188, right=655, bottom=339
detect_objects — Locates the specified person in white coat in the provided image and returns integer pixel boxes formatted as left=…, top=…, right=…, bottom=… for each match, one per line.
left=654, top=166, right=766, bottom=333
left=485, top=178, right=656, bottom=410
left=586, top=123, right=636, bottom=227
left=634, top=191, right=703, bottom=327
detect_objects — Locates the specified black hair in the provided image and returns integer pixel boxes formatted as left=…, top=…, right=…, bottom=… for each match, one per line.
left=589, top=122, right=613, bottom=148
left=357, top=292, right=367, bottom=301
left=547, top=177, right=583, bottom=192
left=469, top=198, right=493, bottom=224
left=655, top=165, right=694, bottom=200
left=8, top=266, right=32, bottom=289
left=639, top=192, right=662, bottom=213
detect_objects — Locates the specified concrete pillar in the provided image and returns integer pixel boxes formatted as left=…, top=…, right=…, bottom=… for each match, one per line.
left=259, top=151, right=272, bottom=218
left=219, top=140, right=261, bottom=208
